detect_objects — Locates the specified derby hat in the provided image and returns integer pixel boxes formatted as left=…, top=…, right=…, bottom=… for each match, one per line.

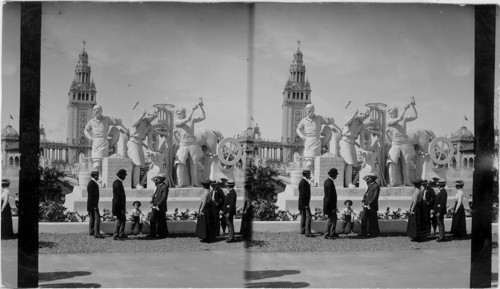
left=132, top=201, right=142, bottom=207
left=201, top=179, right=212, bottom=186
left=411, top=178, right=423, bottom=186
left=117, top=169, right=127, bottom=176
left=328, top=168, right=338, bottom=176
left=90, top=169, right=99, bottom=176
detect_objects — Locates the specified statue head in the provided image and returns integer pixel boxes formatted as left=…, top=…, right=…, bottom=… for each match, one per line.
left=175, top=107, right=186, bottom=119
left=144, top=109, right=158, bottom=122
left=388, top=106, right=398, bottom=118
left=358, top=108, right=370, bottom=121
left=93, top=105, right=103, bottom=118
left=305, top=104, right=315, bottom=118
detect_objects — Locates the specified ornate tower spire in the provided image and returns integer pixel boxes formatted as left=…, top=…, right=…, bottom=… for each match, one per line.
left=66, top=43, right=97, bottom=145
left=281, top=42, right=312, bottom=143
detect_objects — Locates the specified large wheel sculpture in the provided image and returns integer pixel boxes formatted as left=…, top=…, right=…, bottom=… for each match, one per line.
left=429, top=137, right=454, bottom=166
left=217, top=138, right=243, bottom=167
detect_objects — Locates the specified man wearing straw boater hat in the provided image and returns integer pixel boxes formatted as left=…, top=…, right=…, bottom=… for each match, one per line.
left=87, top=170, right=103, bottom=238
left=360, top=173, right=380, bottom=238
left=149, top=174, right=169, bottom=238
left=223, top=180, right=237, bottom=243
left=434, top=179, right=448, bottom=242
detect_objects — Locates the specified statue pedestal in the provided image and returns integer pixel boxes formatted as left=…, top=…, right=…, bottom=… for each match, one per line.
left=314, top=156, right=344, bottom=187
left=147, top=166, right=160, bottom=189
left=102, top=157, right=132, bottom=188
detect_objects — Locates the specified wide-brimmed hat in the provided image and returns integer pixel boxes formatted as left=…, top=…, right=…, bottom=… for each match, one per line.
left=152, top=173, right=167, bottom=181
left=421, top=179, right=429, bottom=185
left=344, top=199, right=353, bottom=206
left=363, top=173, right=377, bottom=180
left=132, top=201, right=141, bottom=207
left=412, top=178, right=423, bottom=186
left=454, top=180, right=465, bottom=186
left=2, top=179, right=10, bottom=186
left=227, top=180, right=236, bottom=187
left=437, top=179, right=446, bottom=186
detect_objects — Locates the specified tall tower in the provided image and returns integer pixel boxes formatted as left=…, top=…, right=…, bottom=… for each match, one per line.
left=66, top=43, right=97, bottom=145
left=281, top=42, right=312, bottom=143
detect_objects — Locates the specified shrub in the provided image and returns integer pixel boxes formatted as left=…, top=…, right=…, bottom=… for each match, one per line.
left=39, top=200, right=68, bottom=222
left=313, top=208, right=329, bottom=221
left=245, top=165, right=285, bottom=203
left=39, top=166, right=70, bottom=204
left=101, top=208, right=116, bottom=222
left=252, top=199, right=279, bottom=221
left=390, top=208, right=402, bottom=220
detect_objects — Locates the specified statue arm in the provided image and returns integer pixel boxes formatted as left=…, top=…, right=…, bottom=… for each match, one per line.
left=193, top=105, right=206, bottom=123
left=296, top=123, right=306, bottom=140
left=404, top=105, right=418, bottom=122
left=84, top=121, right=93, bottom=141
left=131, top=111, right=146, bottom=127
left=344, top=110, right=358, bottom=126
left=174, top=107, right=196, bottom=127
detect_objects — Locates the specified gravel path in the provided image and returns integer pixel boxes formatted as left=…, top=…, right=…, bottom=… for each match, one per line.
left=2, top=233, right=245, bottom=254
left=2, top=231, right=496, bottom=255
left=247, top=232, right=476, bottom=253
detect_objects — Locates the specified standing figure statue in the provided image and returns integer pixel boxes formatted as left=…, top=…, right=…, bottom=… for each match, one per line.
left=84, top=105, right=123, bottom=173
left=386, top=98, right=418, bottom=186
left=339, top=108, right=370, bottom=188
left=296, top=104, right=335, bottom=181
left=127, top=109, right=158, bottom=188
left=174, top=99, right=206, bottom=187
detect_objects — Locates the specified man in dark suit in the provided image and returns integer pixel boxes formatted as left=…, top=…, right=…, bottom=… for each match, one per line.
left=112, top=169, right=127, bottom=240
left=323, top=168, right=339, bottom=239
left=149, top=174, right=169, bottom=238
left=360, top=173, right=380, bottom=238
left=434, top=179, right=448, bottom=242
left=422, top=179, right=437, bottom=236
left=224, top=180, right=237, bottom=243
left=212, top=181, right=226, bottom=237
left=87, top=170, right=103, bottom=238
left=298, top=169, right=313, bottom=237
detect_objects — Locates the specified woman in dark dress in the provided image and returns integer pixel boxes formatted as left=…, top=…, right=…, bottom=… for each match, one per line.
left=240, top=184, right=253, bottom=242
left=451, top=180, right=467, bottom=238
left=210, top=181, right=221, bottom=238
left=407, top=179, right=427, bottom=241
left=196, top=180, right=215, bottom=242
left=1, top=179, right=14, bottom=239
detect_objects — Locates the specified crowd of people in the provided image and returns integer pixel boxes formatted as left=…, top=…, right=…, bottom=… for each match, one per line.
left=407, top=178, right=467, bottom=242
left=86, top=169, right=252, bottom=243
left=298, top=167, right=469, bottom=241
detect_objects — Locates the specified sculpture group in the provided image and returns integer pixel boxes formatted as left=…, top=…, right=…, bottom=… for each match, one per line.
left=293, top=97, right=454, bottom=188
left=83, top=98, right=242, bottom=189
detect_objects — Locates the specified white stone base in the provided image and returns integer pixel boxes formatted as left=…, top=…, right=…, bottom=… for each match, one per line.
left=102, top=157, right=132, bottom=188
left=314, top=156, right=344, bottom=187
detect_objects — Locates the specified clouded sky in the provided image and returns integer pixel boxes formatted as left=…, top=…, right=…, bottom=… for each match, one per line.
left=2, top=3, right=499, bottom=142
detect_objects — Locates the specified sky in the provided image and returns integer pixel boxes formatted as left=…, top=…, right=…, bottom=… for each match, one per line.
left=1, top=3, right=499, bottom=143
